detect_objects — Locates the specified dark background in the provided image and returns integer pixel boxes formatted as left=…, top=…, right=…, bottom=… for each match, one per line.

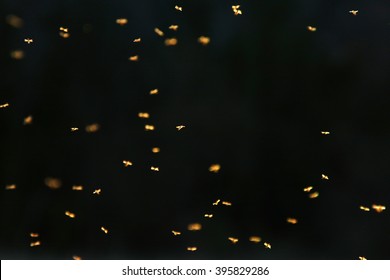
left=1, top=0, right=390, bottom=259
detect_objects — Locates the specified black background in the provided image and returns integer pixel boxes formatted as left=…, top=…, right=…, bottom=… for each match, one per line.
left=1, top=0, right=390, bottom=259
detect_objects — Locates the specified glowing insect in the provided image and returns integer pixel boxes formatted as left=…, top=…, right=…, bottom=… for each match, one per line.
left=145, top=125, right=155, bottom=131
left=123, top=160, right=133, bottom=167
left=232, top=5, right=242, bottom=15
left=93, top=189, right=102, bottom=195
left=187, top=247, right=197, bottom=251
left=151, top=166, right=159, bottom=172
left=228, top=237, right=239, bottom=244
left=24, top=38, right=33, bottom=44
left=65, top=211, right=76, bottom=218
left=169, top=25, right=179, bottom=31
left=101, top=226, right=108, bottom=234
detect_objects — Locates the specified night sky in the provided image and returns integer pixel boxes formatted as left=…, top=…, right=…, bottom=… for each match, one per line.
left=1, top=0, right=390, bottom=259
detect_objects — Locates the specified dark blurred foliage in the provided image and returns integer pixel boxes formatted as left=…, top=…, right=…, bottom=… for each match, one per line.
left=0, top=0, right=390, bottom=259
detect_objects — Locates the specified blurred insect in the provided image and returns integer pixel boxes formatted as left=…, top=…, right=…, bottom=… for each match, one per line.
left=165, top=38, right=178, bottom=46
left=154, top=28, right=164, bottom=37
left=287, top=218, right=298, bottom=224
left=116, top=18, right=128, bottom=25
left=372, top=204, right=386, bottom=213
left=30, top=241, right=41, bottom=247
left=309, top=192, right=319, bottom=199
left=249, top=236, right=261, bottom=243
left=209, top=164, right=221, bottom=173
left=198, top=36, right=210, bottom=45
left=85, top=123, right=100, bottom=133
left=150, top=89, right=159, bottom=95
left=23, top=115, right=33, bottom=125
left=5, top=184, right=16, bottom=190
left=72, top=185, right=83, bottom=191
left=187, top=223, right=202, bottom=231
